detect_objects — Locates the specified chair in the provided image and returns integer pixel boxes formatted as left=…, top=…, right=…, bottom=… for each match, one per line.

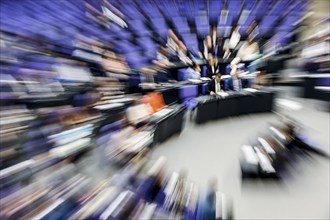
left=178, top=68, right=188, bottom=81
left=73, top=93, right=101, bottom=107
left=315, top=76, right=330, bottom=102
left=201, top=83, right=208, bottom=95
left=179, top=85, right=199, bottom=111
left=142, top=92, right=166, bottom=113
left=201, top=66, right=207, bottom=77
left=128, top=75, right=141, bottom=93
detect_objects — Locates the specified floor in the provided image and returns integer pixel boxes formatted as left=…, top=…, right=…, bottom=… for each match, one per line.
left=151, top=87, right=330, bottom=220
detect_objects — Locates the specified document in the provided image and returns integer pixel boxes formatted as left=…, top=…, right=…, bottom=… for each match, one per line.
left=216, top=92, right=229, bottom=97
left=244, top=88, right=258, bottom=93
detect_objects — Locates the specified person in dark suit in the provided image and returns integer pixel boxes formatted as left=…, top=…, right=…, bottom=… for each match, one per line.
left=207, top=55, right=220, bottom=78
left=155, top=70, right=177, bottom=83
left=208, top=73, right=224, bottom=96
left=214, top=37, right=225, bottom=59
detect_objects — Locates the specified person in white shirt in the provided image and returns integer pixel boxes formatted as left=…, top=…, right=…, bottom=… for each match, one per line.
left=223, top=24, right=241, bottom=59
left=225, top=65, right=246, bottom=91
left=236, top=40, right=260, bottom=62
left=229, top=26, right=240, bottom=50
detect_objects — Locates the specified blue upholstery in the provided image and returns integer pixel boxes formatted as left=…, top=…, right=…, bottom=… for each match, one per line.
left=73, top=93, right=101, bottom=107
left=179, top=85, right=199, bottom=109
left=202, top=66, right=207, bottom=77
left=201, top=83, right=208, bottom=95
left=178, top=68, right=188, bottom=81
left=128, top=75, right=141, bottom=88
left=316, top=77, right=330, bottom=87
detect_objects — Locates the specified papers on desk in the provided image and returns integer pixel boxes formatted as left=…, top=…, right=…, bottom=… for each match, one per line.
left=220, top=75, right=231, bottom=80
left=258, top=137, right=276, bottom=154
left=49, top=138, right=91, bottom=158
left=315, top=86, right=330, bottom=91
left=254, top=147, right=276, bottom=173
left=0, top=159, right=35, bottom=179
left=243, top=88, right=259, bottom=93
left=120, top=131, right=153, bottom=153
left=109, top=98, right=134, bottom=103
left=139, top=83, right=158, bottom=89
left=188, top=79, right=202, bottom=83
left=200, top=77, right=211, bottom=81
left=126, top=104, right=153, bottom=125
left=216, top=92, right=229, bottom=97
left=93, top=103, right=124, bottom=110
left=152, top=108, right=174, bottom=119
left=159, top=83, right=172, bottom=87
left=241, top=145, right=258, bottom=165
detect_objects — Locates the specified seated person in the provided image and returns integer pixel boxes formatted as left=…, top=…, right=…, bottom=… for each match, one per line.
left=225, top=65, right=249, bottom=91
left=208, top=73, right=224, bottom=96
left=155, top=46, right=173, bottom=67
left=177, top=41, right=193, bottom=65
left=253, top=67, right=268, bottom=89
left=207, top=55, right=220, bottom=78
left=154, top=70, right=177, bottom=83
left=236, top=39, right=260, bottom=68
left=185, top=63, right=201, bottom=80
left=140, top=67, right=157, bottom=85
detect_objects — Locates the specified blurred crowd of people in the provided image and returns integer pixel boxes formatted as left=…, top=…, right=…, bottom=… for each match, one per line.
left=0, top=0, right=329, bottom=219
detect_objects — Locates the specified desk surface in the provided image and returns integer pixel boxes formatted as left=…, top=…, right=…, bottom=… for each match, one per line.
left=194, top=90, right=273, bottom=102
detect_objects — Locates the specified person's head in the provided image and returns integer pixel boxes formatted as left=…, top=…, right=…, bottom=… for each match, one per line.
left=193, top=63, right=201, bottom=73
left=159, top=46, right=169, bottom=57
left=214, top=57, right=218, bottom=65
left=232, top=23, right=239, bottom=32
left=207, top=53, right=213, bottom=63
left=215, top=73, right=222, bottom=83
left=178, top=41, right=187, bottom=53
left=206, top=35, right=212, bottom=47
left=211, top=25, right=217, bottom=34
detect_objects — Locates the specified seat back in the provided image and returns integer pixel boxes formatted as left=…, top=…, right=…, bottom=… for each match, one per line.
left=179, top=85, right=198, bottom=101
left=142, top=92, right=166, bottom=113
left=128, top=75, right=141, bottom=88
left=73, top=93, right=101, bottom=107
left=201, top=83, right=208, bottom=95
left=178, top=68, right=188, bottom=81
left=316, top=77, right=330, bottom=87
left=201, top=66, right=207, bottom=77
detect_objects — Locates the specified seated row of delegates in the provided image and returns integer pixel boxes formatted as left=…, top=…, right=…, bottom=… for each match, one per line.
left=207, top=58, right=249, bottom=95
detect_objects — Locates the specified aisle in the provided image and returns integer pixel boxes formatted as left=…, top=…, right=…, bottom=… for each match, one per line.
left=151, top=96, right=330, bottom=220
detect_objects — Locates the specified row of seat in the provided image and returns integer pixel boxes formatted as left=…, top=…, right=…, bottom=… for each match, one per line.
left=0, top=0, right=306, bottom=71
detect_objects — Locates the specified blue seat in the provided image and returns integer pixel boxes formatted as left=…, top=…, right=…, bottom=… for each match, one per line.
left=73, top=93, right=101, bottom=107
left=179, top=85, right=199, bottom=110
left=178, top=68, right=188, bottom=81
left=128, top=75, right=141, bottom=88
left=201, top=66, right=207, bottom=77
left=201, top=83, right=208, bottom=95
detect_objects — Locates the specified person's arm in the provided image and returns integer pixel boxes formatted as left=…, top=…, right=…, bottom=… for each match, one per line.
left=208, top=81, right=216, bottom=96
left=220, top=80, right=225, bottom=92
